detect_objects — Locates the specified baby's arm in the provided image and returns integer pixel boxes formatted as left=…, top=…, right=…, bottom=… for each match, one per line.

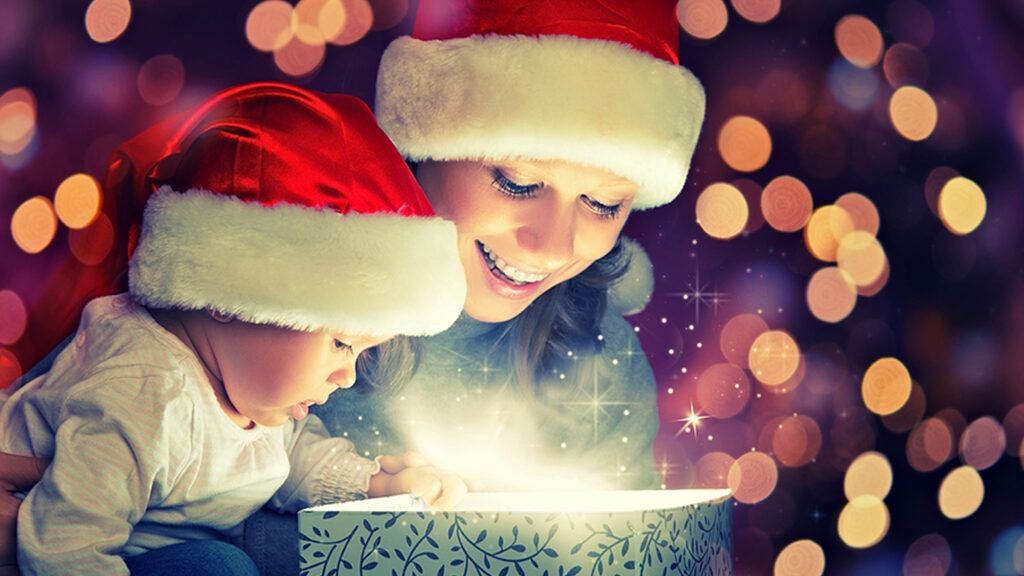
left=17, top=378, right=182, bottom=576
left=272, top=416, right=467, bottom=512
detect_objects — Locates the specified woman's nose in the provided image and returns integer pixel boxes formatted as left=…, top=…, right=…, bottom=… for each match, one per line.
left=515, top=200, right=575, bottom=270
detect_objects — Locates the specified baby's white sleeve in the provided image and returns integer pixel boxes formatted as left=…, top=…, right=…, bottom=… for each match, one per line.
left=17, top=377, right=185, bottom=576
left=270, top=415, right=380, bottom=513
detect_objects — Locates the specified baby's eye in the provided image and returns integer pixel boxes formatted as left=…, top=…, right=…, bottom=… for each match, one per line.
left=333, top=339, right=353, bottom=353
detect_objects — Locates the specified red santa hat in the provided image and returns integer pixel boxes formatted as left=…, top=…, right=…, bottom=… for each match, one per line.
left=373, top=0, right=706, bottom=210
left=121, top=82, right=465, bottom=336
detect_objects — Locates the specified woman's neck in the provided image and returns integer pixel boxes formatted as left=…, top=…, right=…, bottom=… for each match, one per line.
left=148, top=307, right=255, bottom=430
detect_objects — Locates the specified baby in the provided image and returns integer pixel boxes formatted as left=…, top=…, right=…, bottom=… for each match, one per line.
left=0, top=83, right=468, bottom=575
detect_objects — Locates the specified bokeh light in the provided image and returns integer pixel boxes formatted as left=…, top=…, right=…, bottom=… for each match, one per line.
left=85, top=0, right=131, bottom=44
left=0, top=87, right=37, bottom=157
left=938, top=465, right=984, bottom=520
left=719, top=116, right=772, bottom=173
left=68, top=212, right=115, bottom=265
left=273, top=35, right=326, bottom=77
left=837, top=231, right=886, bottom=287
left=844, top=451, right=893, bottom=500
left=862, top=357, right=913, bottom=416
left=835, top=192, right=880, bottom=236
left=0, top=290, right=28, bottom=346
left=677, top=0, right=729, bottom=41
left=54, top=173, right=102, bottom=229
left=835, top=15, right=884, bottom=69
left=959, top=416, right=1006, bottom=470
left=728, top=451, right=779, bottom=504
left=0, top=349, right=21, bottom=389
left=696, top=182, right=749, bottom=240
left=730, top=0, right=781, bottom=24
left=890, top=86, right=938, bottom=141
left=368, top=0, right=410, bottom=30
left=1003, top=403, right=1024, bottom=458
left=720, top=313, right=770, bottom=368
left=907, top=419, right=955, bottom=473
left=938, top=176, right=986, bottom=235
left=696, top=362, right=751, bottom=419
left=838, top=495, right=890, bottom=549
left=11, top=196, right=58, bottom=254
left=762, top=175, right=813, bottom=232
left=749, top=330, right=801, bottom=387
left=695, top=451, right=735, bottom=489
left=924, top=165, right=959, bottom=216
left=245, top=0, right=294, bottom=52
left=856, top=256, right=890, bottom=297
left=903, top=534, right=952, bottom=576
left=881, top=381, right=926, bottom=433
left=137, top=54, right=186, bottom=106
left=805, top=205, right=855, bottom=262
left=772, top=415, right=822, bottom=468
left=883, top=43, right=929, bottom=88
left=328, top=0, right=374, bottom=46
left=774, top=539, right=825, bottom=576
left=806, top=266, right=857, bottom=323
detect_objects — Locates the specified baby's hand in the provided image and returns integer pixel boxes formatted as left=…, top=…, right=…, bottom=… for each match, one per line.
left=368, top=453, right=467, bottom=510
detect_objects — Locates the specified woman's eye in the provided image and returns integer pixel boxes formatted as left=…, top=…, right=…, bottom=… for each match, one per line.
left=491, top=168, right=541, bottom=198
left=333, top=339, right=353, bottom=352
left=582, top=195, right=622, bottom=219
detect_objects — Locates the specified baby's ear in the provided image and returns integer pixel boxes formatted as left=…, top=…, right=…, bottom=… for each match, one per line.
left=207, top=309, right=234, bottom=323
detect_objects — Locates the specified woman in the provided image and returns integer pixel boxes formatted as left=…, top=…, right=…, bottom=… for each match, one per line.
left=246, top=0, right=705, bottom=571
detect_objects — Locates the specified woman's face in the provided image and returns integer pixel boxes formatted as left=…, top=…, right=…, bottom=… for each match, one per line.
left=417, top=159, right=638, bottom=323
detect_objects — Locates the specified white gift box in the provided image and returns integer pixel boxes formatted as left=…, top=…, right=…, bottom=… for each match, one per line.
left=299, top=489, right=732, bottom=575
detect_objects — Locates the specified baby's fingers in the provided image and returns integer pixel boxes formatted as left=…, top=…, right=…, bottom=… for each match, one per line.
left=429, top=472, right=468, bottom=511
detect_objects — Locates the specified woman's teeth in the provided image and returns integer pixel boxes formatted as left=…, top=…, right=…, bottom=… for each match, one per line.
left=478, top=242, right=548, bottom=285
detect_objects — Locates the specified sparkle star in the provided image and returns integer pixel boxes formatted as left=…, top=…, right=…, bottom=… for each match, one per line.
left=673, top=401, right=708, bottom=439
left=668, top=261, right=727, bottom=326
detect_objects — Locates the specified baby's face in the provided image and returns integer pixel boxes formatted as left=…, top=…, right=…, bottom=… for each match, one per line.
left=210, top=321, right=390, bottom=427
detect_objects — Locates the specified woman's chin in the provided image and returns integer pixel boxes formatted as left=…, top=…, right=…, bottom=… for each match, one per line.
left=462, top=293, right=532, bottom=324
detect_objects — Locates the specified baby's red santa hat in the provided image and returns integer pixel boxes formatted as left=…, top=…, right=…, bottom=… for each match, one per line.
left=123, top=82, right=466, bottom=337
left=374, top=0, right=706, bottom=210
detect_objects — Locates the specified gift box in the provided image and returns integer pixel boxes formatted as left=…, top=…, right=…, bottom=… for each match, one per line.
left=299, top=489, right=732, bottom=576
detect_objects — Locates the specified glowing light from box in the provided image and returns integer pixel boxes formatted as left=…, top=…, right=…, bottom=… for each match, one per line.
left=775, top=539, right=826, bottom=576
left=761, top=175, right=814, bottom=233
left=719, top=116, right=772, bottom=173
left=838, top=495, right=889, bottom=548
left=835, top=15, right=883, bottom=69
left=804, top=205, right=855, bottom=262
left=938, top=176, right=986, bottom=235
left=11, top=196, right=58, bottom=254
left=85, top=0, right=131, bottom=44
left=0, top=291, right=28, bottom=346
left=806, top=266, right=857, bottom=323
left=938, top=465, right=984, bottom=520
left=54, top=173, right=102, bottom=230
left=959, top=416, right=1006, bottom=470
left=890, top=86, right=938, bottom=141
left=677, top=0, right=728, bottom=40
